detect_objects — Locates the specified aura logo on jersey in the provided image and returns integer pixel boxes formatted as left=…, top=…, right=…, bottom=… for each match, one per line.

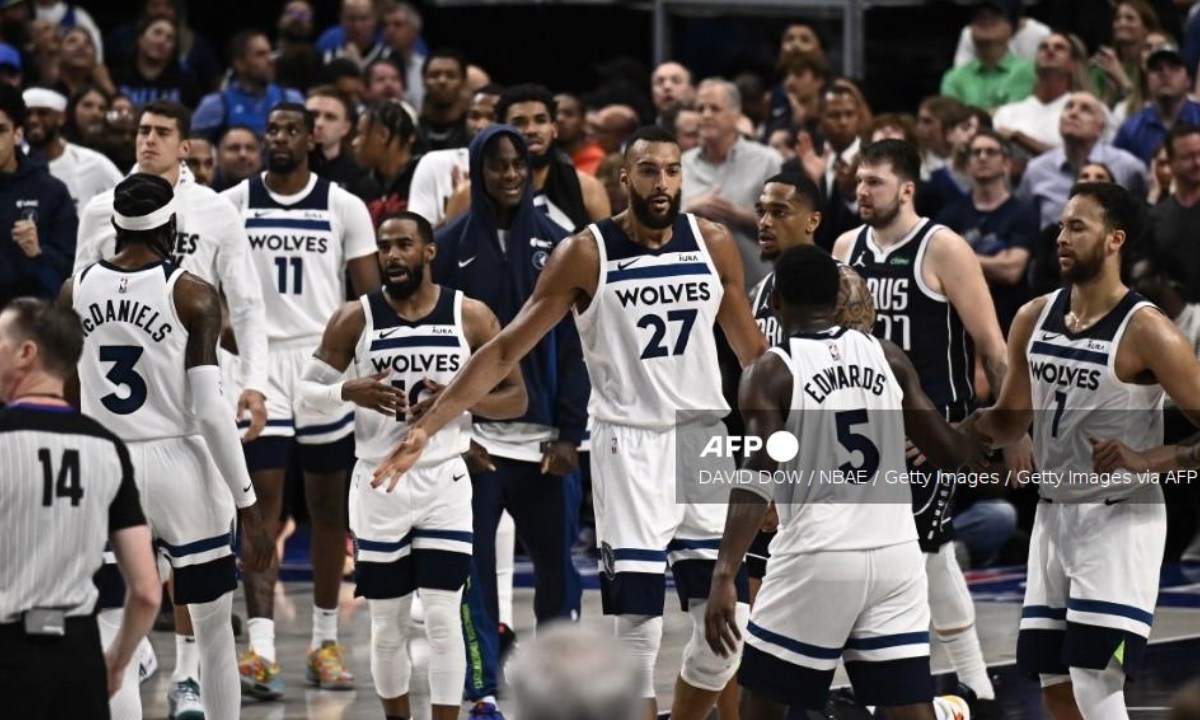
left=699, top=432, right=800, bottom=463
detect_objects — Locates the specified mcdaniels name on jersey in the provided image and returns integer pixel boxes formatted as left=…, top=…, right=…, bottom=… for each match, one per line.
left=79, top=298, right=173, bottom=342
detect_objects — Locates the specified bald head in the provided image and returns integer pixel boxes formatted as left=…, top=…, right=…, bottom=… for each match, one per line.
left=652, top=61, right=695, bottom=113
left=509, top=623, right=643, bottom=720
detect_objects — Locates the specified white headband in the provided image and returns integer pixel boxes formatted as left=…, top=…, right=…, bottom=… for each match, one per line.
left=113, top=196, right=178, bottom=231
left=22, top=88, right=67, bottom=113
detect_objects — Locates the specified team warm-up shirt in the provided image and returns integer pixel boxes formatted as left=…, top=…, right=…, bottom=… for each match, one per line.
left=407, top=147, right=469, bottom=228
left=575, top=213, right=727, bottom=429
left=74, top=163, right=268, bottom=394
left=48, top=142, right=123, bottom=214
left=0, top=405, right=145, bottom=623
left=353, top=287, right=472, bottom=466
left=1028, top=289, right=1165, bottom=502
left=223, top=172, right=376, bottom=344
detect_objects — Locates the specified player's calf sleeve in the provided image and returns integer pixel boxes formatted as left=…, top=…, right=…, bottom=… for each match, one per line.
left=495, top=511, right=516, bottom=628
left=422, top=588, right=467, bottom=706
left=98, top=607, right=142, bottom=720
left=1069, top=662, right=1129, bottom=720
left=189, top=593, right=240, bottom=720
left=370, top=596, right=414, bottom=699
left=615, top=614, right=664, bottom=698
left=935, top=626, right=994, bottom=700
left=681, top=600, right=748, bottom=692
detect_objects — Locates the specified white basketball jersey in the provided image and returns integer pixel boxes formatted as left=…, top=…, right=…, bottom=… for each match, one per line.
left=574, top=214, right=727, bottom=429
left=238, top=173, right=357, bottom=343
left=73, top=260, right=194, bottom=441
left=353, top=287, right=472, bottom=465
left=769, top=327, right=916, bottom=554
left=1028, top=289, right=1165, bottom=502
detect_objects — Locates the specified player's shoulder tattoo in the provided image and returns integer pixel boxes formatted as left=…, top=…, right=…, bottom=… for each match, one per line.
left=835, top=265, right=876, bottom=335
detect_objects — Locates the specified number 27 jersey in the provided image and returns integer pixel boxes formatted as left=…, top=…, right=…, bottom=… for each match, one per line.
left=574, top=213, right=727, bottom=429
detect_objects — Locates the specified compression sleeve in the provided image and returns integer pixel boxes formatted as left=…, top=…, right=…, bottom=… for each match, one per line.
left=188, top=365, right=257, bottom=509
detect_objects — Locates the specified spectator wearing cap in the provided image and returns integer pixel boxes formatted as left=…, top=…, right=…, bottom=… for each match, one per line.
left=191, top=31, right=304, bottom=143
left=940, top=0, right=1037, bottom=110
left=1115, top=43, right=1200, bottom=164
left=951, top=0, right=1050, bottom=67
left=0, top=42, right=22, bottom=87
left=23, top=87, right=121, bottom=214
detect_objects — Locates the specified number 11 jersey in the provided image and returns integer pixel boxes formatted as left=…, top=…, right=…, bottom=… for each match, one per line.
left=575, top=213, right=727, bottom=429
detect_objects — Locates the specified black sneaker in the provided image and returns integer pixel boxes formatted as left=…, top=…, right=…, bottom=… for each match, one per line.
left=955, top=681, right=1001, bottom=720
left=498, top=623, right=518, bottom=661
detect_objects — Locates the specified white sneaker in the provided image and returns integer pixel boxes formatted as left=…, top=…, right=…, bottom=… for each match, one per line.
left=168, top=678, right=204, bottom=720
left=934, top=694, right=972, bottom=720
left=137, top=636, right=158, bottom=683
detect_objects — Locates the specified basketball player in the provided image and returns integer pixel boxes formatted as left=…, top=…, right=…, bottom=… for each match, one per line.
left=73, top=99, right=269, bottom=716
left=221, top=102, right=381, bottom=696
left=373, top=125, right=768, bottom=720
left=832, top=139, right=1015, bottom=705
left=298, top=211, right=526, bottom=720
left=966, top=182, right=1200, bottom=719
left=62, top=173, right=273, bottom=720
left=706, top=245, right=986, bottom=720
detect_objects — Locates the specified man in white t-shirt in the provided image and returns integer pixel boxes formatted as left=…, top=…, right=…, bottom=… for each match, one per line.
left=993, top=31, right=1079, bottom=156
left=23, top=87, right=121, bottom=213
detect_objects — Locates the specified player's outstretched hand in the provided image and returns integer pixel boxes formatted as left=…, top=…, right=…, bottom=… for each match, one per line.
left=237, top=390, right=268, bottom=442
left=342, top=370, right=406, bottom=417
left=1090, top=437, right=1147, bottom=474
left=407, top=379, right=445, bottom=422
left=372, top=427, right=430, bottom=492
left=704, top=578, right=742, bottom=658
left=239, top=505, right=275, bottom=573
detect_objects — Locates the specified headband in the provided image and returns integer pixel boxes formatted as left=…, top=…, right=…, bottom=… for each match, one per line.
left=22, top=88, right=67, bottom=113
left=113, top=196, right=178, bottom=231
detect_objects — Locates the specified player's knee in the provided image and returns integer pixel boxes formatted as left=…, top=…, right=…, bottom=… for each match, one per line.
left=420, top=589, right=462, bottom=649
left=615, top=614, right=663, bottom=697
left=681, top=600, right=745, bottom=692
left=369, top=598, right=413, bottom=698
left=304, top=478, right=346, bottom=526
left=934, top=623, right=973, bottom=638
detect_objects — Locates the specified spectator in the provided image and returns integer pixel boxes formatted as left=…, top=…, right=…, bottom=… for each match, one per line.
left=765, top=23, right=828, bottom=139
left=866, top=112, right=918, bottom=145
left=555, top=92, right=603, bottom=175
left=1092, top=0, right=1159, bottom=108
left=54, top=26, right=113, bottom=98
left=0, top=42, right=20, bottom=87
left=940, top=0, right=1036, bottom=110
left=185, top=132, right=215, bottom=186
left=26, top=19, right=62, bottom=90
left=1150, top=141, right=1173, bottom=203
left=111, top=15, right=201, bottom=109
left=63, top=83, right=106, bottom=147
left=307, top=85, right=366, bottom=191
left=936, top=129, right=1037, bottom=333
left=419, top=48, right=469, bottom=152
left=592, top=104, right=638, bottom=154
left=1017, top=91, right=1146, bottom=228
left=212, top=125, right=261, bottom=192
left=650, top=61, right=694, bottom=120
left=353, top=100, right=420, bottom=225
left=362, top=56, right=405, bottom=105
left=952, top=0, right=1050, bottom=67
left=767, top=126, right=796, bottom=163
left=665, top=101, right=700, bottom=152
left=105, top=0, right=219, bottom=93
left=916, top=95, right=964, bottom=179
left=380, top=1, right=426, bottom=109
left=0, top=84, right=77, bottom=308
left=191, top=31, right=304, bottom=142
left=993, top=31, right=1083, bottom=156
left=509, top=623, right=642, bottom=720
left=1115, top=43, right=1200, bottom=164
left=764, top=52, right=830, bottom=140
left=1147, top=123, right=1200, bottom=300
left=803, top=80, right=871, bottom=249
left=23, top=87, right=121, bottom=214
left=324, top=57, right=365, bottom=110
left=274, top=0, right=322, bottom=94
left=595, top=151, right=626, bottom=213
left=32, top=0, right=103, bottom=62
left=923, top=105, right=988, bottom=219
left=409, top=84, right=501, bottom=227
left=1078, top=160, right=1116, bottom=183
left=317, top=0, right=385, bottom=66
left=683, top=77, right=783, bottom=287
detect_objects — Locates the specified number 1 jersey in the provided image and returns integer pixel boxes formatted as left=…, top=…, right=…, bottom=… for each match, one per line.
left=575, top=213, right=727, bottom=429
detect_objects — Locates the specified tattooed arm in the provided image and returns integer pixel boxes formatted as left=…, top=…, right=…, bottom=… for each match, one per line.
left=835, top=265, right=877, bottom=335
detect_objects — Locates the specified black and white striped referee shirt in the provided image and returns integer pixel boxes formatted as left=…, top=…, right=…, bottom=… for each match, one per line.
left=0, top=403, right=145, bottom=624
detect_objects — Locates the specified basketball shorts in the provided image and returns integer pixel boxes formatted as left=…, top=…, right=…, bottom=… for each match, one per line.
left=1017, top=492, right=1166, bottom=678
left=349, top=456, right=474, bottom=599
left=741, top=540, right=933, bottom=710
left=590, top=419, right=748, bottom=617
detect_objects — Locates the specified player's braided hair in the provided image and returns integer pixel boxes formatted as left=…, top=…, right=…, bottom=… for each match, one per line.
left=363, top=100, right=417, bottom=146
left=112, top=173, right=176, bottom=258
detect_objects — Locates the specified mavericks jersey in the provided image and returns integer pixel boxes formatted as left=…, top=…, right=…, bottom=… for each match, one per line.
left=73, top=261, right=193, bottom=441
left=1028, top=289, right=1164, bottom=502
left=575, top=213, right=727, bottom=429
left=846, top=219, right=974, bottom=415
left=769, top=328, right=915, bottom=554
left=750, top=271, right=782, bottom=345
left=354, top=287, right=472, bottom=465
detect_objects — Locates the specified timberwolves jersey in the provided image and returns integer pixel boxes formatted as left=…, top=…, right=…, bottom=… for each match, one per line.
left=769, top=327, right=915, bottom=554
left=354, top=287, right=472, bottom=466
left=846, top=219, right=974, bottom=416
left=243, top=174, right=349, bottom=342
left=1028, top=289, right=1164, bottom=502
left=575, top=213, right=727, bottom=429
left=74, top=261, right=193, bottom=441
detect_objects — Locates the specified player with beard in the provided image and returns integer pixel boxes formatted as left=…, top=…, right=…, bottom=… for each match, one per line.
left=373, top=125, right=767, bottom=720
left=833, top=139, right=1016, bottom=710
left=966, top=183, right=1200, bottom=720
left=444, top=84, right=610, bottom=232
left=298, top=211, right=526, bottom=720
left=23, top=87, right=122, bottom=213
left=222, top=102, right=381, bottom=699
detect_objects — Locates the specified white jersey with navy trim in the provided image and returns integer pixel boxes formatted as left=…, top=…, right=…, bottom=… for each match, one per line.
left=223, top=172, right=376, bottom=344
left=353, top=287, right=472, bottom=465
left=766, top=327, right=916, bottom=553
left=1028, top=289, right=1165, bottom=502
left=73, top=260, right=194, bottom=441
left=575, top=213, right=727, bottom=429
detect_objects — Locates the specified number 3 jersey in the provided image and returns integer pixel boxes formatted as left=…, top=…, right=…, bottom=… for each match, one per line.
left=73, top=260, right=194, bottom=441
left=1028, top=288, right=1164, bottom=502
left=353, top=287, right=472, bottom=466
left=575, top=213, right=727, bottom=429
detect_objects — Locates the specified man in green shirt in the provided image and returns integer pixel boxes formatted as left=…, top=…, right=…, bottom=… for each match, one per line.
left=940, top=0, right=1036, bottom=110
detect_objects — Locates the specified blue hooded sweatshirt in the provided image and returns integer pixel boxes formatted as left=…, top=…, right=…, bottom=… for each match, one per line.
left=433, top=125, right=588, bottom=446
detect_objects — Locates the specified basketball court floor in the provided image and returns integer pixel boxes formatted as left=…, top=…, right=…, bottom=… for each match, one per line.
left=136, top=538, right=1200, bottom=720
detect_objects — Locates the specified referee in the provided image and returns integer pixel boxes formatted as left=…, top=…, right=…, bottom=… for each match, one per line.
left=0, top=297, right=160, bottom=719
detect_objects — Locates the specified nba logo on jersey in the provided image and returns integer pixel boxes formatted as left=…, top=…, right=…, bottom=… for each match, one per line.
left=118, top=277, right=128, bottom=294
